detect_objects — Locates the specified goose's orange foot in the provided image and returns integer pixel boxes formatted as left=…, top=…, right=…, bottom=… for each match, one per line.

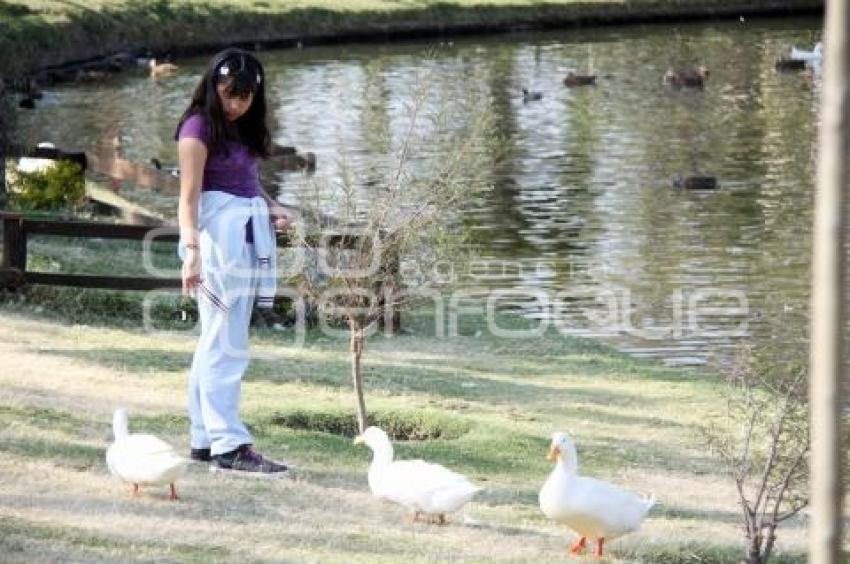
left=569, top=536, right=587, bottom=555
left=593, top=538, right=605, bottom=558
left=169, top=483, right=179, bottom=501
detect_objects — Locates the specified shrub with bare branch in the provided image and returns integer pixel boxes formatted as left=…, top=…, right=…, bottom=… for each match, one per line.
left=285, top=65, right=495, bottom=432
left=704, top=337, right=809, bottom=564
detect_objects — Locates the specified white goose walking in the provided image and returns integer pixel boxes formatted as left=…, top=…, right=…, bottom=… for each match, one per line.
left=539, top=432, right=655, bottom=557
left=354, top=426, right=480, bottom=523
left=106, top=407, right=187, bottom=500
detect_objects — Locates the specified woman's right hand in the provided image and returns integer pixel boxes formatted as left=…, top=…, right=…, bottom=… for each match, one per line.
left=182, top=247, right=202, bottom=297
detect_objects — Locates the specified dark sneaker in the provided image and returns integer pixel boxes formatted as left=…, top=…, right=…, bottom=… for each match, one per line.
left=190, top=447, right=212, bottom=462
left=211, top=444, right=289, bottom=477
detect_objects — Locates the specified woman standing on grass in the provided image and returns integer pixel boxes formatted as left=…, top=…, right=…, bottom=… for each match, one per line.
left=176, top=47, right=290, bottom=476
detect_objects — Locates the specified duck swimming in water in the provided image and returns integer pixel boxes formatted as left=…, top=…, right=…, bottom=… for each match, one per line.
left=663, top=65, right=709, bottom=89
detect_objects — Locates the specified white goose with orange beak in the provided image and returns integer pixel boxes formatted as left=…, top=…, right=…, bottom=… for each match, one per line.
left=539, top=432, right=655, bottom=557
left=354, top=426, right=480, bottom=524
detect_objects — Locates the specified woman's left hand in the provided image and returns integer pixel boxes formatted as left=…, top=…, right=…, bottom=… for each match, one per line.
left=269, top=204, right=293, bottom=231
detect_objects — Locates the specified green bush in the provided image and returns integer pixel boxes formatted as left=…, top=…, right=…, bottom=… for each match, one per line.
left=269, top=408, right=471, bottom=440
left=0, top=285, right=194, bottom=329
left=10, top=160, right=85, bottom=210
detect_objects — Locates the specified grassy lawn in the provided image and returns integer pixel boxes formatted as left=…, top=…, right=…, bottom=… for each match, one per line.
left=0, top=302, right=810, bottom=562
left=0, top=0, right=822, bottom=78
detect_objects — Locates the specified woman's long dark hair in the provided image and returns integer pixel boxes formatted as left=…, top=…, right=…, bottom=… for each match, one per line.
left=175, top=48, right=270, bottom=158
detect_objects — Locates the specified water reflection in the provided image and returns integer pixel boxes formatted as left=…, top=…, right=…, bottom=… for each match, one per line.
left=17, top=17, right=823, bottom=365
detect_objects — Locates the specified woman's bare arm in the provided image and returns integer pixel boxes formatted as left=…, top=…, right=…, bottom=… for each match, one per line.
left=178, top=137, right=207, bottom=295
left=178, top=137, right=207, bottom=244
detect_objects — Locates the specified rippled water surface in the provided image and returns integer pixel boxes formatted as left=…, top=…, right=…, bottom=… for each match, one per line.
left=18, top=16, right=824, bottom=365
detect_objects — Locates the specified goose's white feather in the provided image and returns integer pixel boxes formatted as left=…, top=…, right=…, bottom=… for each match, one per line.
left=369, top=459, right=480, bottom=514
left=790, top=42, right=823, bottom=62
left=357, top=427, right=480, bottom=515
left=106, top=408, right=187, bottom=486
left=539, top=433, right=654, bottom=540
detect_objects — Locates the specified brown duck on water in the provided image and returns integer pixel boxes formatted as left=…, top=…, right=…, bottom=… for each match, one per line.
left=671, top=173, right=718, bottom=190
left=149, top=58, right=179, bottom=79
left=564, top=72, right=597, bottom=87
left=269, top=144, right=317, bottom=171
left=662, top=65, right=709, bottom=89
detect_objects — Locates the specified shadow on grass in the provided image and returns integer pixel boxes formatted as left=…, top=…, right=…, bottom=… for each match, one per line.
left=1, top=391, right=715, bottom=488
left=393, top=429, right=719, bottom=485
left=34, top=346, right=192, bottom=375
left=475, top=484, right=541, bottom=508
left=569, top=433, right=720, bottom=476
left=0, top=436, right=103, bottom=470
left=0, top=514, right=232, bottom=561
left=459, top=515, right=557, bottom=541
left=658, top=505, right=742, bottom=525
left=0, top=495, right=418, bottom=559
left=34, top=345, right=681, bottom=422
left=0, top=404, right=99, bottom=435
left=616, top=542, right=808, bottom=564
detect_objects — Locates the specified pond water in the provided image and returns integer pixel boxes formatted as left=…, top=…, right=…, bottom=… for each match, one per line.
left=17, top=15, right=825, bottom=366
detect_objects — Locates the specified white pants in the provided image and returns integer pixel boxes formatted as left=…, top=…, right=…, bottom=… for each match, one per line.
left=188, top=241, right=257, bottom=456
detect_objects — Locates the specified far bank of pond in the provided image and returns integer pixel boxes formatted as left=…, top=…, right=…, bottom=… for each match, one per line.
left=1, top=0, right=822, bottom=79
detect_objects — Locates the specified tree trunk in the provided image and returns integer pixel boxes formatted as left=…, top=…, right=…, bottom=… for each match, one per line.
left=811, top=1, right=849, bottom=559
left=746, top=548, right=764, bottom=564
left=746, top=531, right=764, bottom=564
left=761, top=528, right=777, bottom=564
left=350, top=324, right=368, bottom=433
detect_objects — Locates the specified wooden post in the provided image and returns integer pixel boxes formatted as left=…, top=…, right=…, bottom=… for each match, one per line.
left=0, top=82, right=8, bottom=210
left=0, top=143, right=6, bottom=210
left=1, top=213, right=26, bottom=289
left=1, top=213, right=26, bottom=270
left=810, top=0, right=848, bottom=561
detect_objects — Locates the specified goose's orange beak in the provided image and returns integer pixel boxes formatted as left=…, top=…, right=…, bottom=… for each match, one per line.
left=546, top=445, right=561, bottom=461
left=353, top=435, right=365, bottom=445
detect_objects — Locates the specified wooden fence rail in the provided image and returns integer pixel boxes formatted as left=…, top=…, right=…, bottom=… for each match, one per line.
left=0, top=212, right=400, bottom=330
left=1, top=212, right=181, bottom=291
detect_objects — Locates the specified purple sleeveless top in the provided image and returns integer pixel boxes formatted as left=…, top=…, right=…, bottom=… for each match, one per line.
left=177, top=114, right=262, bottom=198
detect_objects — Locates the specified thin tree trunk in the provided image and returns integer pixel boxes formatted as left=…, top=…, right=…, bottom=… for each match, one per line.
left=746, top=553, right=764, bottom=564
left=746, top=531, right=763, bottom=564
left=350, top=325, right=368, bottom=433
left=762, top=528, right=777, bottom=564
left=811, top=0, right=848, bottom=561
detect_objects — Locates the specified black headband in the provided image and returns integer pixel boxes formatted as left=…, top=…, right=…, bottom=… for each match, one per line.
left=213, top=51, right=262, bottom=85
